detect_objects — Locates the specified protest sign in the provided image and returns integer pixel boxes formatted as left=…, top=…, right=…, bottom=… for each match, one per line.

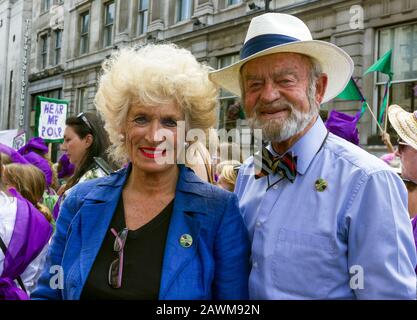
left=13, top=131, right=27, bottom=150
left=35, top=96, right=68, bottom=143
left=0, top=129, right=18, bottom=147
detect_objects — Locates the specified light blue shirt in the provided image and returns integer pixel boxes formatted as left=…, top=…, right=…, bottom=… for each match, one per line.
left=235, top=117, right=417, bottom=299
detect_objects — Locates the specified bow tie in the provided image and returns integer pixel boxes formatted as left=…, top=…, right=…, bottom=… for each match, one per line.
left=254, top=145, right=297, bottom=183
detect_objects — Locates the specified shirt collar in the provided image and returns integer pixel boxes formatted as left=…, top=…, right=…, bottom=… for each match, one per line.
left=268, top=117, right=328, bottom=175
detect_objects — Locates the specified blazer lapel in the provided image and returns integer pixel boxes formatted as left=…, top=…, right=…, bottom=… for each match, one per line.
left=159, top=166, right=209, bottom=299
left=77, top=170, right=127, bottom=291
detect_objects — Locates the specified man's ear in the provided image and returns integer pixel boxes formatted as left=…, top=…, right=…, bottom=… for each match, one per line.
left=315, top=73, right=328, bottom=105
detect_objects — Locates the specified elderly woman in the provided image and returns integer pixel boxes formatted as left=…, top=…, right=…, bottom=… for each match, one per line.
left=32, top=44, right=250, bottom=300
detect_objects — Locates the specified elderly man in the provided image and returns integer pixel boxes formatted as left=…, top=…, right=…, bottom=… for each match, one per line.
left=210, top=13, right=416, bottom=299
left=389, top=105, right=417, bottom=219
left=388, top=105, right=417, bottom=274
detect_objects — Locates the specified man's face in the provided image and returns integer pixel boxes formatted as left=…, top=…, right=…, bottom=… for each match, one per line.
left=241, top=52, right=326, bottom=143
left=396, top=142, right=417, bottom=182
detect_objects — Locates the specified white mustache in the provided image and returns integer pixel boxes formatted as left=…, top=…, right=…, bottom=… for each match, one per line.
left=253, top=101, right=294, bottom=116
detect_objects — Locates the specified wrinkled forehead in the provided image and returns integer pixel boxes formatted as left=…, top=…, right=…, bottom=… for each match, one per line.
left=241, top=52, right=313, bottom=77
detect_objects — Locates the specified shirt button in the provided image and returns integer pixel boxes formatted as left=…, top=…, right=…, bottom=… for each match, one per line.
left=256, top=221, right=262, bottom=228
left=253, top=261, right=258, bottom=268
left=273, top=185, right=278, bottom=190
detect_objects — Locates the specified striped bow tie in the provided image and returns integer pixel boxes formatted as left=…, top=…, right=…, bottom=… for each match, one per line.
left=254, top=146, right=297, bottom=183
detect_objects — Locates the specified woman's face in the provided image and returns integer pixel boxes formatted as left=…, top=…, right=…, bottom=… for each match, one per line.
left=61, top=126, right=92, bottom=168
left=124, top=101, right=184, bottom=174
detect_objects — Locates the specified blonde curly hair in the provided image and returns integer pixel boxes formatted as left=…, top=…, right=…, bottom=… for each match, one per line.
left=95, top=43, right=219, bottom=165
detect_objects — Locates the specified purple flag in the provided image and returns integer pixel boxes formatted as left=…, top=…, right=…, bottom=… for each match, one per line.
left=325, top=110, right=361, bottom=145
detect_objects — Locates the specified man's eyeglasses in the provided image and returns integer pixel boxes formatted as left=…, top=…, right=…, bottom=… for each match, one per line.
left=77, top=112, right=93, bottom=131
left=108, top=227, right=128, bottom=289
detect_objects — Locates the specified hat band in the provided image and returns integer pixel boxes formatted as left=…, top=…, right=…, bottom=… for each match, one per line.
left=240, top=34, right=300, bottom=59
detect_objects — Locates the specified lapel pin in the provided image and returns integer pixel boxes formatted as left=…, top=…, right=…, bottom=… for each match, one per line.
left=179, top=234, right=193, bottom=248
left=315, top=178, right=328, bottom=192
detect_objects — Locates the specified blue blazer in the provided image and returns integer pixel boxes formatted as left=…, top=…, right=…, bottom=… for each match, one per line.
left=32, top=165, right=250, bottom=300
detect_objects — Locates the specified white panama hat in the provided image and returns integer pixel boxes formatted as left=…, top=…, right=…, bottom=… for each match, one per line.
left=209, top=13, right=354, bottom=103
left=388, top=104, right=417, bottom=151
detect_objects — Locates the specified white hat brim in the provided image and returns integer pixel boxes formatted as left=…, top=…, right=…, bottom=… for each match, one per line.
left=209, top=40, right=354, bottom=104
left=388, top=104, right=417, bottom=151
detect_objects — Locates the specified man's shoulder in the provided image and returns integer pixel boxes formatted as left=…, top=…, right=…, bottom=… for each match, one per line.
left=324, top=133, right=395, bottom=176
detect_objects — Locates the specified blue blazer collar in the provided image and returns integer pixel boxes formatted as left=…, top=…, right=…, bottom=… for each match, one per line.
left=75, top=164, right=209, bottom=298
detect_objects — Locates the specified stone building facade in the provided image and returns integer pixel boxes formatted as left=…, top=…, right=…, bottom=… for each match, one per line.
left=27, top=0, right=65, bottom=128
left=0, top=0, right=33, bottom=131
left=2, top=0, right=417, bottom=149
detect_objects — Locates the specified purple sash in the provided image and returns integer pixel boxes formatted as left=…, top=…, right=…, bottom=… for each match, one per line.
left=0, top=189, right=52, bottom=300
left=412, top=216, right=417, bottom=274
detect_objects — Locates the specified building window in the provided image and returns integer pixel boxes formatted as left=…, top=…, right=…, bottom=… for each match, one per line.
left=227, top=0, right=241, bottom=6
left=77, top=88, right=88, bottom=113
left=54, top=30, right=62, bottom=65
left=103, top=2, right=115, bottom=47
left=7, top=70, right=13, bottom=129
left=79, top=11, right=90, bottom=55
left=40, top=34, right=48, bottom=69
left=31, top=89, right=62, bottom=112
left=376, top=24, right=417, bottom=109
left=138, top=0, right=149, bottom=35
left=176, top=0, right=192, bottom=22
left=217, top=54, right=245, bottom=130
left=41, top=0, right=51, bottom=13
left=375, top=23, right=417, bottom=138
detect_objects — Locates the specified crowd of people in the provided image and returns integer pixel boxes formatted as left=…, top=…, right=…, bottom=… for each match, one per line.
left=0, top=12, right=416, bottom=300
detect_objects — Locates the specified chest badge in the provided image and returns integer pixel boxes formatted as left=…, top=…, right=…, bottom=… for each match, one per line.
left=179, top=234, right=193, bottom=248
left=315, top=178, right=328, bottom=192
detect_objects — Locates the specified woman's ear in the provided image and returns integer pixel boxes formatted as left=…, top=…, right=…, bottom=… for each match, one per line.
left=84, top=133, right=94, bottom=148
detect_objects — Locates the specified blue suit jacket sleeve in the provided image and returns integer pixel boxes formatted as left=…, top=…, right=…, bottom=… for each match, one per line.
left=213, top=192, right=250, bottom=299
left=31, top=188, right=81, bottom=300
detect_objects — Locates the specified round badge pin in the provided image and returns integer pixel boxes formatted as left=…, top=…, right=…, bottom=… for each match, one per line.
left=315, top=178, right=328, bottom=192
left=179, top=234, right=193, bottom=248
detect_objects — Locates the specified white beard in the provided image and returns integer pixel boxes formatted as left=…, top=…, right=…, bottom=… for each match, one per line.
left=248, top=98, right=319, bottom=143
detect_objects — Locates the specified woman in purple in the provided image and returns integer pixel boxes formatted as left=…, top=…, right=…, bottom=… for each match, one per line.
left=0, top=146, right=53, bottom=300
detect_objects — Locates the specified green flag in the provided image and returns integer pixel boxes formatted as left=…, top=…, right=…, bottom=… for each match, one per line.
left=336, top=78, right=367, bottom=117
left=336, top=78, right=365, bottom=101
left=364, top=49, right=393, bottom=79
left=378, top=81, right=391, bottom=124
